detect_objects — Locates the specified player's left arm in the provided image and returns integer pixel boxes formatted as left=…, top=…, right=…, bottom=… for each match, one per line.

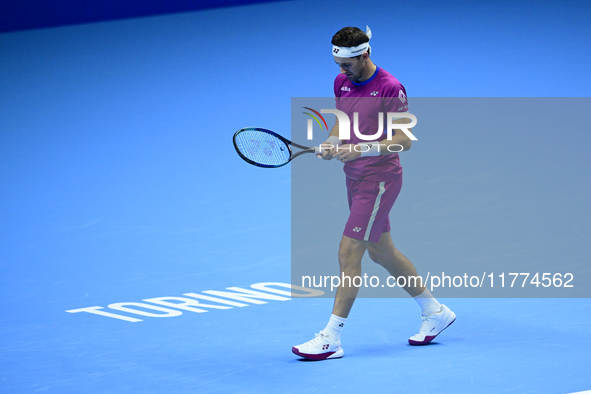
left=381, top=117, right=413, bottom=152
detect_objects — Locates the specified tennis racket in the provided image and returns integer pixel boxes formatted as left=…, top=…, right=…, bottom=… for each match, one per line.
left=233, top=127, right=320, bottom=168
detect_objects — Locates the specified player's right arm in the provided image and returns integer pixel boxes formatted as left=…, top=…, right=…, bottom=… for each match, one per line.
left=317, top=117, right=341, bottom=160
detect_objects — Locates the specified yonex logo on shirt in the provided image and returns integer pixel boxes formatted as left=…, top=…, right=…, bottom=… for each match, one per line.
left=341, top=86, right=351, bottom=91
left=371, top=91, right=378, bottom=96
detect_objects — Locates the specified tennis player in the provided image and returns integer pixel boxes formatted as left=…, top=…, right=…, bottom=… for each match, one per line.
left=292, top=26, right=456, bottom=361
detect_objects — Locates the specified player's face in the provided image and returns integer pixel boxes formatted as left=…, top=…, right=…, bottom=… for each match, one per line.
left=333, top=55, right=364, bottom=82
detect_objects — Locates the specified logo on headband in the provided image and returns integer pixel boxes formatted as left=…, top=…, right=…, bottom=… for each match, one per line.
left=333, top=48, right=340, bottom=54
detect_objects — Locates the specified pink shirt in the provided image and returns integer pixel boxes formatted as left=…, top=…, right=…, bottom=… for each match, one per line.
left=334, top=67, right=408, bottom=181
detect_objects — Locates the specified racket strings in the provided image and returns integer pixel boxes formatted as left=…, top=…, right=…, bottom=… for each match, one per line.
left=235, top=129, right=291, bottom=166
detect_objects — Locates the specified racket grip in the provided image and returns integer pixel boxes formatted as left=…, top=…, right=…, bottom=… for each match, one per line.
left=315, top=136, right=341, bottom=159
left=313, top=146, right=323, bottom=159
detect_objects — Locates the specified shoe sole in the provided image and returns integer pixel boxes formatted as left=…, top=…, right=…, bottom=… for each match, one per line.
left=408, top=316, right=456, bottom=346
left=292, top=346, right=344, bottom=361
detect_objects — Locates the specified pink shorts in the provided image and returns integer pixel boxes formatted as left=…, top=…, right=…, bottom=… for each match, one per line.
left=343, top=175, right=403, bottom=243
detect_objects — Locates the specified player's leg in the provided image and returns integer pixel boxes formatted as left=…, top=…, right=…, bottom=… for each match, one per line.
left=292, top=178, right=375, bottom=361
left=330, top=179, right=389, bottom=322
left=291, top=235, right=365, bottom=361
left=367, top=233, right=456, bottom=345
left=332, top=234, right=367, bottom=318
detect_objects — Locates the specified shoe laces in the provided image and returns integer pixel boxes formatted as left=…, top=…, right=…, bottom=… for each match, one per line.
left=419, top=314, right=432, bottom=328
left=419, top=308, right=441, bottom=332
left=315, top=332, right=328, bottom=341
left=307, top=332, right=332, bottom=346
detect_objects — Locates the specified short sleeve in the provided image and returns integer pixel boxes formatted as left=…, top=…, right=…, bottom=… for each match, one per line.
left=382, top=82, right=408, bottom=113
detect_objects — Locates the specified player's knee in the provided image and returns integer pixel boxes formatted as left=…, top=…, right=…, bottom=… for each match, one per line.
left=367, top=248, right=380, bottom=263
left=338, top=238, right=365, bottom=270
left=339, top=237, right=365, bottom=254
left=367, top=235, right=397, bottom=265
left=367, top=246, right=385, bottom=265
left=337, top=246, right=356, bottom=264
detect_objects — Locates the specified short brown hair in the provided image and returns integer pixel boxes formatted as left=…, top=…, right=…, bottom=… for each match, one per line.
left=332, top=27, right=369, bottom=47
left=331, top=27, right=370, bottom=57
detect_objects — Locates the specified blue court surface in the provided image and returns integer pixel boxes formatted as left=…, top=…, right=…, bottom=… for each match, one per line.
left=1, top=0, right=591, bottom=393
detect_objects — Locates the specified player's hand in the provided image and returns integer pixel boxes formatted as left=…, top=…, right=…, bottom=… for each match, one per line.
left=316, top=141, right=337, bottom=160
left=333, top=144, right=361, bottom=162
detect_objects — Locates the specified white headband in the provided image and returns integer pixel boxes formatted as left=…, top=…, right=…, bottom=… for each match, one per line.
left=332, top=25, right=372, bottom=58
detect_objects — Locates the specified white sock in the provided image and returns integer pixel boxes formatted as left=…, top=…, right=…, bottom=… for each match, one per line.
left=414, top=289, right=441, bottom=315
left=322, top=314, right=346, bottom=340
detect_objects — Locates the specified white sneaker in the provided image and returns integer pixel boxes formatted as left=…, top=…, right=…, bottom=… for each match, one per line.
left=409, top=304, right=456, bottom=346
left=292, top=331, right=344, bottom=360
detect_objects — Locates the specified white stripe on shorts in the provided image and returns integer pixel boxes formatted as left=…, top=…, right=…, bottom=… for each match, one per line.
left=364, top=182, right=386, bottom=241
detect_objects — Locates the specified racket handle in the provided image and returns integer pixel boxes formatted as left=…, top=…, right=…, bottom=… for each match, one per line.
left=314, top=137, right=341, bottom=158
left=313, top=146, right=324, bottom=159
